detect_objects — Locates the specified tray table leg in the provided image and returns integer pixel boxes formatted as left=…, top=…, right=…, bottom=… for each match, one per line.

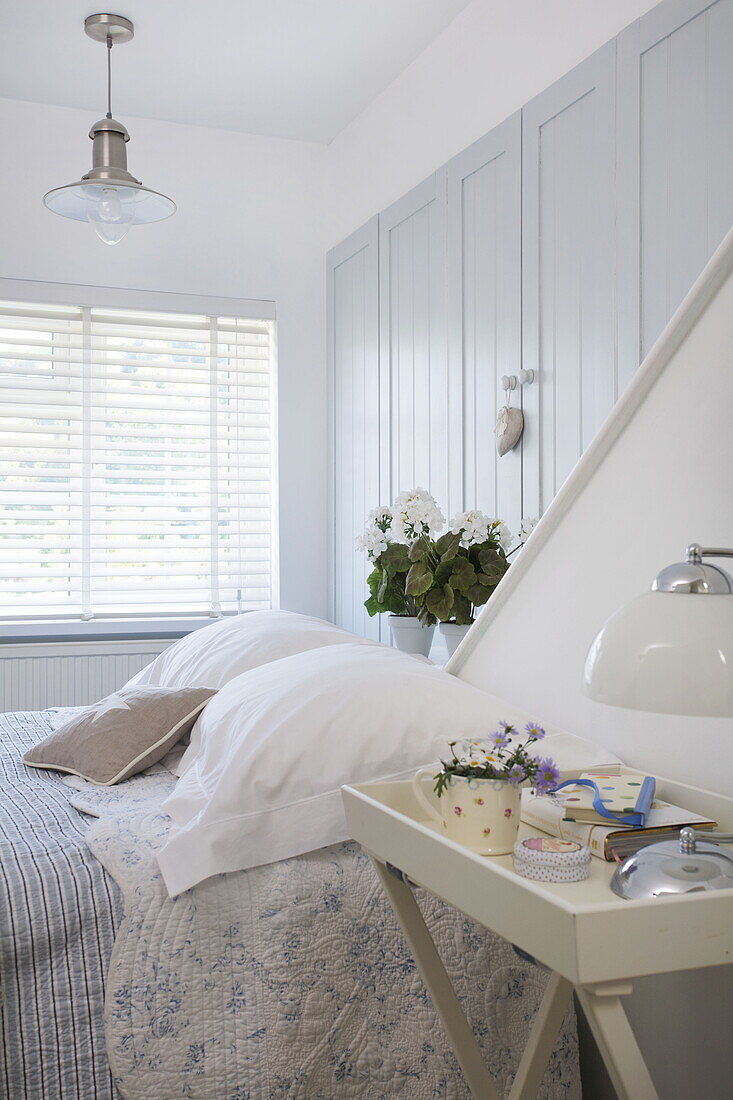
left=370, top=856, right=501, bottom=1100
left=508, top=971, right=575, bottom=1099
left=576, top=982, right=659, bottom=1100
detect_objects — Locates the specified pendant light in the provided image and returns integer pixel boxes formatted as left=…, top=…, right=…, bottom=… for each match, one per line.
left=43, top=14, right=176, bottom=245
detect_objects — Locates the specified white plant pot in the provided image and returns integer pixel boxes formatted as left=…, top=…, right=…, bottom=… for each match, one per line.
left=439, top=621, right=473, bottom=657
left=412, top=771, right=521, bottom=855
left=389, top=615, right=435, bottom=657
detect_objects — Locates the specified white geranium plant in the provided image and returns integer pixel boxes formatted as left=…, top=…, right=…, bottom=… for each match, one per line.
left=357, top=490, right=522, bottom=625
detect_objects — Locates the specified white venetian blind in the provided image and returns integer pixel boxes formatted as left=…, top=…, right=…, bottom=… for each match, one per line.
left=0, top=298, right=276, bottom=621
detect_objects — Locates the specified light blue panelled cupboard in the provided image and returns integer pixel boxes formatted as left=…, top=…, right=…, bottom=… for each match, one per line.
left=327, top=0, right=733, bottom=632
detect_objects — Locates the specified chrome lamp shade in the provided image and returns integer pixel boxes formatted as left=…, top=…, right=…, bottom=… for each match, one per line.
left=583, top=545, right=733, bottom=718
left=42, top=15, right=175, bottom=244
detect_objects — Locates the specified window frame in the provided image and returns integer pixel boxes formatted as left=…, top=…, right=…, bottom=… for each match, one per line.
left=0, top=276, right=279, bottom=642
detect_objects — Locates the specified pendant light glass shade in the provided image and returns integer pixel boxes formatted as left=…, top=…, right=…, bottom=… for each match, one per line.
left=42, top=15, right=175, bottom=243
left=44, top=180, right=177, bottom=244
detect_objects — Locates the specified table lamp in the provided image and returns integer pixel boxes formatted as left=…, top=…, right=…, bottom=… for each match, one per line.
left=583, top=544, right=733, bottom=718
left=583, top=544, right=733, bottom=897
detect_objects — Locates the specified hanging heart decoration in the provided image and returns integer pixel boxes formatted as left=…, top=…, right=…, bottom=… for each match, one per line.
left=495, top=405, right=524, bottom=456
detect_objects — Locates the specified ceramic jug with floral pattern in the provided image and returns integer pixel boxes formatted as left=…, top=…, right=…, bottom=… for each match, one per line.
left=412, top=770, right=521, bottom=855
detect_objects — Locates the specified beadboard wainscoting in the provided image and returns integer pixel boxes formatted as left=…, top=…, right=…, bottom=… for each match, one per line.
left=326, top=0, right=733, bottom=635
left=0, top=640, right=171, bottom=711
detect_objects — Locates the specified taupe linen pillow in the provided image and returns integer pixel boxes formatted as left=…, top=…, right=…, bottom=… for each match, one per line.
left=23, top=686, right=216, bottom=785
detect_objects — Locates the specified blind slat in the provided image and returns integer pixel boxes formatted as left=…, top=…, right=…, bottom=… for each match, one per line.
left=0, top=298, right=275, bottom=620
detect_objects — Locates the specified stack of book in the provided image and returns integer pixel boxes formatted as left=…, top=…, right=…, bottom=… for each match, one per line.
left=521, top=767, right=717, bottom=861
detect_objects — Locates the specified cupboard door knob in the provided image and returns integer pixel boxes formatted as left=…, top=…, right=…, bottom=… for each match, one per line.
left=500, top=374, right=517, bottom=392
left=519, top=369, right=535, bottom=385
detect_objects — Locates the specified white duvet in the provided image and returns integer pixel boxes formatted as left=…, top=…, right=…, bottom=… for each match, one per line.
left=64, top=768, right=581, bottom=1100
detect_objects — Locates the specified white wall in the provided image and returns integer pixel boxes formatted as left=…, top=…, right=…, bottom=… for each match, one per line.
left=451, top=229, right=733, bottom=1100
left=0, top=95, right=330, bottom=617
left=326, top=0, right=659, bottom=246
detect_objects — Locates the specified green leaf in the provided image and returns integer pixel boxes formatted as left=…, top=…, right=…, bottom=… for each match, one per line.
left=364, top=595, right=381, bottom=617
left=478, top=546, right=505, bottom=572
left=465, top=583, right=492, bottom=606
left=431, top=560, right=449, bottom=584
left=448, top=557, right=477, bottom=594
left=451, top=593, right=473, bottom=624
left=435, top=530, right=462, bottom=562
left=405, top=561, right=434, bottom=597
left=425, top=583, right=454, bottom=622
left=408, top=535, right=431, bottom=563
left=377, top=567, right=389, bottom=603
left=379, top=542, right=411, bottom=576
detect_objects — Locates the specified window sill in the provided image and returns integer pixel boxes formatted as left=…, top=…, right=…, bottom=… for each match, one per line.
left=0, top=616, right=229, bottom=645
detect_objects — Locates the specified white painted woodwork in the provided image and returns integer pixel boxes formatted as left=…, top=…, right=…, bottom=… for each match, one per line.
left=0, top=640, right=171, bottom=710
left=446, top=113, right=522, bottom=533
left=378, top=172, right=455, bottom=516
left=522, top=43, right=617, bottom=520
left=617, top=0, right=733, bottom=388
left=344, top=774, right=730, bottom=986
left=344, top=771, right=733, bottom=1099
left=327, top=218, right=381, bottom=639
left=450, top=219, right=733, bottom=800
left=328, top=0, right=733, bottom=646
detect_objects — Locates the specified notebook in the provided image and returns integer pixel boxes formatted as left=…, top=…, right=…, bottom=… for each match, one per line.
left=550, top=770, right=656, bottom=827
left=520, top=789, right=718, bottom=861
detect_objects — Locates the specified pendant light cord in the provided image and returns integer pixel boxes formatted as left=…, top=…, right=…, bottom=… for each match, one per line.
left=106, top=35, right=113, bottom=119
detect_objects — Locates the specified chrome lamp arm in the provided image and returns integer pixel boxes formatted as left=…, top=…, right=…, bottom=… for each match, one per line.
left=679, top=828, right=733, bottom=852
left=686, top=544, right=733, bottom=561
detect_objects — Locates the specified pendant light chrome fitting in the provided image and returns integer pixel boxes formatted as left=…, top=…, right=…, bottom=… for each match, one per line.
left=43, top=14, right=176, bottom=245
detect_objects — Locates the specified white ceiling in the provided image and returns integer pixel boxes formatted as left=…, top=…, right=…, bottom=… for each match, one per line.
left=0, top=0, right=472, bottom=144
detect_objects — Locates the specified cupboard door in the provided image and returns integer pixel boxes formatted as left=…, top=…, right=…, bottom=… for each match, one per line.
left=522, top=43, right=617, bottom=520
left=617, top=0, right=733, bottom=388
left=379, top=171, right=454, bottom=516
left=446, top=112, right=522, bottom=537
left=327, top=217, right=380, bottom=638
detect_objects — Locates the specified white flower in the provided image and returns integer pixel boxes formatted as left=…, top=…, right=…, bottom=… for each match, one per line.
left=356, top=504, right=394, bottom=559
left=517, top=516, right=538, bottom=546
left=355, top=529, right=388, bottom=559
left=493, top=520, right=513, bottom=552
left=390, top=487, right=444, bottom=542
left=452, top=737, right=495, bottom=765
left=450, top=509, right=489, bottom=547
left=367, top=505, right=393, bottom=533
left=450, top=510, right=512, bottom=551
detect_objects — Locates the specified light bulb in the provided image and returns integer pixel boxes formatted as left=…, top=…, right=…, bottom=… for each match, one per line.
left=85, top=185, right=135, bottom=245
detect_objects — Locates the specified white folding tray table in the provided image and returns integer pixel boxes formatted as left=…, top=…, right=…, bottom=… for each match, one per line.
left=342, top=775, right=733, bottom=1100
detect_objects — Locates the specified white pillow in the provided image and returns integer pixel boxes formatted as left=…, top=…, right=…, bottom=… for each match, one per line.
left=126, top=610, right=373, bottom=691
left=156, top=642, right=503, bottom=895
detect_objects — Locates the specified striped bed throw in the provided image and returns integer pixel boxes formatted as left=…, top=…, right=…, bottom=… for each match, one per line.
left=0, top=711, right=123, bottom=1099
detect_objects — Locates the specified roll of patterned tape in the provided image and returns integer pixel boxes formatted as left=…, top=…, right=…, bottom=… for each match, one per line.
left=513, top=836, right=591, bottom=882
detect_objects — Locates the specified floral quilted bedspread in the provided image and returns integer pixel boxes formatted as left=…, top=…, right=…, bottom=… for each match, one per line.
left=65, top=770, right=581, bottom=1100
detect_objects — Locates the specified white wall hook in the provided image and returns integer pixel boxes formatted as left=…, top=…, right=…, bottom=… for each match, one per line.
left=500, top=374, right=517, bottom=392
left=519, top=369, right=535, bottom=385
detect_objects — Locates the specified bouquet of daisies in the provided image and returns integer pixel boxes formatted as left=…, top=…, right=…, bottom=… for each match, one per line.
left=433, top=721, right=560, bottom=798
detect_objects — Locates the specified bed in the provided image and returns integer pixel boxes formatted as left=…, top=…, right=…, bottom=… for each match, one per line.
left=0, top=703, right=580, bottom=1099
left=0, top=710, right=122, bottom=1099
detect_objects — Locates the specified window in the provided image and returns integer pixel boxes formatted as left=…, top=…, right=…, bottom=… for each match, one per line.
left=0, top=293, right=276, bottom=625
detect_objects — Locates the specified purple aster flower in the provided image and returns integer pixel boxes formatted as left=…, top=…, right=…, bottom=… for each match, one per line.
left=507, top=763, right=525, bottom=785
left=525, top=722, right=546, bottom=741
left=491, top=730, right=510, bottom=750
left=498, top=719, right=515, bottom=736
left=534, top=758, right=560, bottom=794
